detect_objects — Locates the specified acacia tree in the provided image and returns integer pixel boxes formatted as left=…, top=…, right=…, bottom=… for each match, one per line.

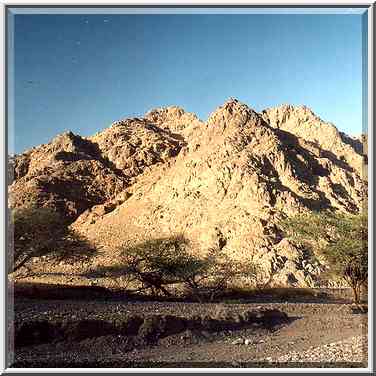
left=279, top=210, right=367, bottom=304
left=10, top=207, right=96, bottom=275
left=117, top=235, right=194, bottom=296
left=108, top=235, right=257, bottom=300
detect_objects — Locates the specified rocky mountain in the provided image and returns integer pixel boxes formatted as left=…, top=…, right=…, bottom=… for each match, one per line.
left=9, top=132, right=127, bottom=220
left=9, top=99, right=367, bottom=287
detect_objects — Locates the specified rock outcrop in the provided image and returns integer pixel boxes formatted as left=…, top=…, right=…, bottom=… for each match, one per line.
left=9, top=132, right=127, bottom=220
left=9, top=99, right=367, bottom=287
left=261, top=104, right=366, bottom=178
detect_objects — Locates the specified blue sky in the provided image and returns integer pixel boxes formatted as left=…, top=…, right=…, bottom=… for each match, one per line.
left=9, top=11, right=366, bottom=154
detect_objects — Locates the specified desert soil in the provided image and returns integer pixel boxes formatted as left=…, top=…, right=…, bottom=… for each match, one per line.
left=11, top=296, right=367, bottom=368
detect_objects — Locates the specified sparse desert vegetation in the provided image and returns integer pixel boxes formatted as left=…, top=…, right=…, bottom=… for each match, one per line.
left=280, top=210, right=368, bottom=304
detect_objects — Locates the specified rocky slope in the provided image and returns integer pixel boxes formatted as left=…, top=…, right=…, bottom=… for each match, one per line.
left=261, top=104, right=366, bottom=178
left=9, top=132, right=127, bottom=220
left=9, top=99, right=367, bottom=287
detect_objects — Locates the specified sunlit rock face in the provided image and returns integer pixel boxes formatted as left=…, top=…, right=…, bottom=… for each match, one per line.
left=10, top=99, right=367, bottom=287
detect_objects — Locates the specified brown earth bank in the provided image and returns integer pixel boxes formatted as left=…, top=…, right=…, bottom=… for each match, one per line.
left=9, top=284, right=368, bottom=368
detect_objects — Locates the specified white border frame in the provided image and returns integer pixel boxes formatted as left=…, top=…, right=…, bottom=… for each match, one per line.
left=1, top=1, right=374, bottom=374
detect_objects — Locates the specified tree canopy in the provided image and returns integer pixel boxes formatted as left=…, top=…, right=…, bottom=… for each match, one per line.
left=10, top=207, right=97, bottom=275
left=84, top=235, right=257, bottom=301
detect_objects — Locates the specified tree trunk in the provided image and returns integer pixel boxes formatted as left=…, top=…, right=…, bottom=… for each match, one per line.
left=12, top=256, right=32, bottom=273
left=351, top=284, right=361, bottom=304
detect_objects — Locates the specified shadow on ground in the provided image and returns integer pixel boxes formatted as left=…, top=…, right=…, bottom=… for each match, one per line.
left=10, top=282, right=366, bottom=305
left=13, top=307, right=294, bottom=349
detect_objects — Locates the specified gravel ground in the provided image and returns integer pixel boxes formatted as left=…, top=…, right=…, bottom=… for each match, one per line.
left=259, top=335, right=367, bottom=364
left=10, top=297, right=368, bottom=368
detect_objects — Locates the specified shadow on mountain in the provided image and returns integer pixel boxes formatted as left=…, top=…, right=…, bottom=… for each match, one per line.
left=339, top=131, right=364, bottom=155
left=145, top=122, right=188, bottom=147
left=261, top=156, right=332, bottom=211
left=275, top=128, right=355, bottom=174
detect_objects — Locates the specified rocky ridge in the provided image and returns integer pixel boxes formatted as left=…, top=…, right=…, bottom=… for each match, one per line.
left=9, top=99, right=368, bottom=287
left=9, top=132, right=127, bottom=220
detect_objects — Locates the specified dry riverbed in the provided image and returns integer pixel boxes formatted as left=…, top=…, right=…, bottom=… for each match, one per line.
left=10, top=295, right=368, bottom=368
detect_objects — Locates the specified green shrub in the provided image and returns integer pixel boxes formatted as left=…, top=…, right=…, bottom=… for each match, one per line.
left=10, top=207, right=96, bottom=274
left=279, top=210, right=367, bottom=304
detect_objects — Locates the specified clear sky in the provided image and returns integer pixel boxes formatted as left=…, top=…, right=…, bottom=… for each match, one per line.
left=9, top=11, right=366, bottom=154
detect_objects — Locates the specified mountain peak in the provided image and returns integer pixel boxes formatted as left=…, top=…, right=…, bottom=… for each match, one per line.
left=262, top=104, right=363, bottom=175
left=263, top=103, right=316, bottom=117
left=206, top=98, right=265, bottom=136
left=145, top=106, right=195, bottom=123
